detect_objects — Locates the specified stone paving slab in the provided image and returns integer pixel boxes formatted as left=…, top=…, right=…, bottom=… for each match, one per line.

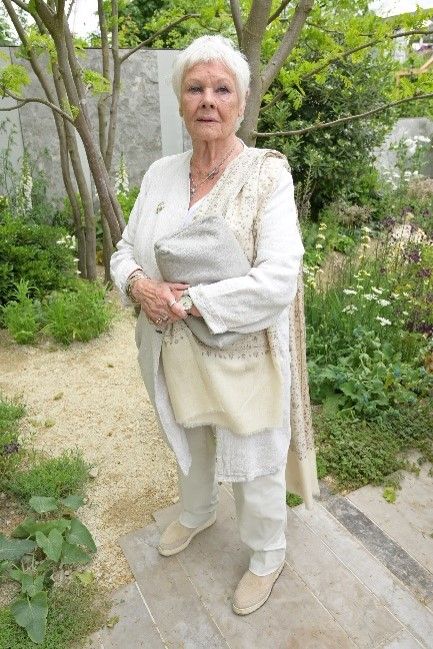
left=295, top=501, right=433, bottom=648
left=119, top=520, right=228, bottom=648
left=153, top=488, right=357, bottom=649
left=377, top=628, right=425, bottom=648
left=85, top=581, right=164, bottom=649
left=346, top=456, right=433, bottom=577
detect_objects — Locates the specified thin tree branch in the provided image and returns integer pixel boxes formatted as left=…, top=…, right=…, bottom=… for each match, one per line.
left=254, top=92, right=433, bottom=137
left=262, top=0, right=315, bottom=94
left=119, top=14, right=200, bottom=64
left=0, top=90, right=75, bottom=122
left=260, top=27, right=433, bottom=113
left=0, top=100, right=28, bottom=111
left=66, top=0, right=75, bottom=20
left=230, top=0, right=243, bottom=46
left=267, top=0, right=291, bottom=25
left=10, top=0, right=46, bottom=32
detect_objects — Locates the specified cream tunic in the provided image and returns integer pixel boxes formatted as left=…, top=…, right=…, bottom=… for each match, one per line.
left=110, top=147, right=304, bottom=482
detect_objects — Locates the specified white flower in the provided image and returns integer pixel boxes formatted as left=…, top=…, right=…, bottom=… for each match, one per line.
left=343, top=288, right=357, bottom=295
left=377, top=299, right=391, bottom=306
left=115, top=152, right=129, bottom=195
left=315, top=243, right=323, bottom=249
left=361, top=226, right=372, bottom=233
left=391, top=292, right=399, bottom=299
left=402, top=310, right=409, bottom=316
left=376, top=316, right=392, bottom=326
left=371, top=287, right=383, bottom=294
left=413, top=135, right=430, bottom=144
left=317, top=233, right=326, bottom=239
left=363, top=293, right=377, bottom=301
left=342, top=304, right=358, bottom=314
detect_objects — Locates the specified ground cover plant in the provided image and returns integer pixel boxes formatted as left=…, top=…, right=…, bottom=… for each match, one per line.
left=299, top=139, right=433, bottom=499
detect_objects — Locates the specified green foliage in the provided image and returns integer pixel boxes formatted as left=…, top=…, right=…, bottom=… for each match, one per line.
left=81, top=69, right=111, bottom=94
left=0, top=216, right=76, bottom=309
left=0, top=396, right=25, bottom=484
left=4, top=449, right=89, bottom=502
left=44, top=281, right=114, bottom=345
left=0, top=64, right=30, bottom=97
left=0, top=579, right=109, bottom=649
left=2, top=280, right=42, bottom=344
left=117, top=185, right=139, bottom=222
left=0, top=494, right=98, bottom=644
left=314, top=398, right=432, bottom=491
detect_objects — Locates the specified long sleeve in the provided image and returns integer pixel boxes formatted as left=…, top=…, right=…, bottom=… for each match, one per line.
left=109, top=173, right=149, bottom=305
left=188, top=167, right=304, bottom=335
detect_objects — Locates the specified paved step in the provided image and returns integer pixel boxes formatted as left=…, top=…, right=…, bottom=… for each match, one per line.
left=116, top=484, right=433, bottom=648
left=85, top=581, right=164, bottom=648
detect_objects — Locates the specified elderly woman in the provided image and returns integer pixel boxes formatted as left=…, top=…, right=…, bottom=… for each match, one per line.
left=110, top=35, right=318, bottom=616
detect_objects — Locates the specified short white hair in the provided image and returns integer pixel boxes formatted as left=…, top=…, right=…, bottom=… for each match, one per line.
left=171, top=35, right=250, bottom=104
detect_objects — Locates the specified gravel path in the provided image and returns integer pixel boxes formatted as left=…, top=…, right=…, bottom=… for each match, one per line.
left=0, top=295, right=178, bottom=592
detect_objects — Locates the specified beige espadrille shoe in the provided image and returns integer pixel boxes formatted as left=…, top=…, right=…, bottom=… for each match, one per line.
left=157, top=512, right=217, bottom=557
left=232, top=561, right=285, bottom=615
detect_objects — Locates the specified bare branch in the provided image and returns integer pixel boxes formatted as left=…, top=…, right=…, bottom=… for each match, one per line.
left=0, top=100, right=28, bottom=111
left=230, top=0, right=243, bottom=46
left=267, top=0, right=291, bottom=25
left=120, top=14, right=200, bottom=64
left=9, top=0, right=46, bottom=32
left=66, top=0, right=75, bottom=20
left=1, top=90, right=75, bottom=122
left=262, top=0, right=314, bottom=94
left=302, top=28, right=433, bottom=83
left=254, top=92, right=433, bottom=137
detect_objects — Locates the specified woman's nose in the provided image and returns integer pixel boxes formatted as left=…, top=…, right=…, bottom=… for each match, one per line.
left=201, top=89, right=215, bottom=107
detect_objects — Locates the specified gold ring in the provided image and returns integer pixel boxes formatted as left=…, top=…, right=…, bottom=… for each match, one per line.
left=168, top=298, right=176, bottom=307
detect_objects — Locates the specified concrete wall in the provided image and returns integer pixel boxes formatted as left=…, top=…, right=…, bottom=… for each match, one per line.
left=0, top=47, right=186, bottom=201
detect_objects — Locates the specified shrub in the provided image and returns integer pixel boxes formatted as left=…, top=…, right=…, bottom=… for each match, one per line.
left=5, top=449, right=90, bottom=502
left=44, top=281, right=113, bottom=345
left=0, top=396, right=25, bottom=484
left=2, top=280, right=43, bottom=344
left=0, top=216, right=76, bottom=308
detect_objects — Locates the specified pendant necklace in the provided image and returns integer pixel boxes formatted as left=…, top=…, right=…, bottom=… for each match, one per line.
left=189, top=141, right=238, bottom=198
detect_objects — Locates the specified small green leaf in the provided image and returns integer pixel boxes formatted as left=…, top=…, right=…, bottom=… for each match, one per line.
left=383, top=486, right=397, bottom=503
left=66, top=518, right=96, bottom=553
left=61, top=541, right=91, bottom=565
left=11, top=592, right=48, bottom=644
left=75, top=570, right=94, bottom=585
left=0, top=534, right=36, bottom=562
left=35, top=529, right=64, bottom=562
left=60, top=494, right=84, bottom=511
left=29, top=496, right=58, bottom=514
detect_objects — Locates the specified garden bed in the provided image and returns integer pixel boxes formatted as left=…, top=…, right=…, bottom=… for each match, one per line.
left=0, top=293, right=178, bottom=598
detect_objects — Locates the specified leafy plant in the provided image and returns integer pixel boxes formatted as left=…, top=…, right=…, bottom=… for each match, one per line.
left=0, top=578, right=109, bottom=649
left=4, top=449, right=89, bottom=502
left=0, top=494, right=96, bottom=644
left=314, top=398, right=432, bottom=491
left=0, top=216, right=76, bottom=309
left=44, top=281, right=113, bottom=345
left=0, top=395, right=25, bottom=483
left=2, top=280, right=43, bottom=344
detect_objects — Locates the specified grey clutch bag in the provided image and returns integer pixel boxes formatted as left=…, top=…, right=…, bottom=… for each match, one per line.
left=154, top=213, right=251, bottom=349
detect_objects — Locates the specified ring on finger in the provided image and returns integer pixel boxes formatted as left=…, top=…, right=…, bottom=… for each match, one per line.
left=168, top=298, right=176, bottom=308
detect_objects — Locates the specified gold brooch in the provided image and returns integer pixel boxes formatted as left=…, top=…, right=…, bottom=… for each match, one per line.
left=156, top=202, right=165, bottom=214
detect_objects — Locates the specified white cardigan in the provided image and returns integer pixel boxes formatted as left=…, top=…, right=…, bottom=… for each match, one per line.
left=110, top=148, right=304, bottom=482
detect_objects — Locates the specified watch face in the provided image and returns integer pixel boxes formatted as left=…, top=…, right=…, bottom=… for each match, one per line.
left=180, top=294, right=193, bottom=311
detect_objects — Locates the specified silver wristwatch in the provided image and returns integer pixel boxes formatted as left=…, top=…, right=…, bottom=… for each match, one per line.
left=179, top=290, right=193, bottom=313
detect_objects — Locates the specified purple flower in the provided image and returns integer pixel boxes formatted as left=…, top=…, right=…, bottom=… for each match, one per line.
left=417, top=268, right=432, bottom=278
left=404, top=248, right=421, bottom=263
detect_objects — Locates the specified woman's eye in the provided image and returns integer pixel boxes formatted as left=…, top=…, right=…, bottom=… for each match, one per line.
left=188, top=86, right=201, bottom=93
left=217, top=86, right=230, bottom=93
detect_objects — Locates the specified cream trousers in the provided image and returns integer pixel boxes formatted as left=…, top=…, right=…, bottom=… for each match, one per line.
left=177, top=425, right=287, bottom=576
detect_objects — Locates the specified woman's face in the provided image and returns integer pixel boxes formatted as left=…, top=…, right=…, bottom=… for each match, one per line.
left=180, top=60, right=244, bottom=144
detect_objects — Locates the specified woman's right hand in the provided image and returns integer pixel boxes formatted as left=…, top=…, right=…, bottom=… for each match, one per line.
left=130, top=278, right=189, bottom=325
